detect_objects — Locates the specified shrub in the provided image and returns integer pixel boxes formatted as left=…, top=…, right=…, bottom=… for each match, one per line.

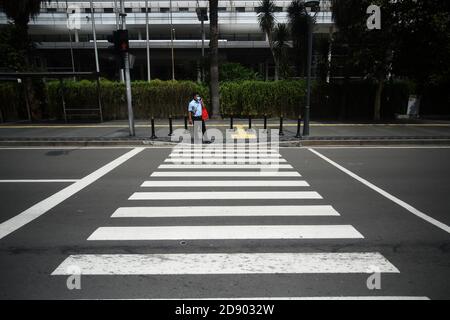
left=220, top=80, right=307, bottom=117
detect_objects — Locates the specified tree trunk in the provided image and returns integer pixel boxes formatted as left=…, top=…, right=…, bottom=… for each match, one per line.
left=209, top=0, right=220, bottom=118
left=18, top=22, right=41, bottom=121
left=267, top=33, right=279, bottom=81
left=374, top=80, right=384, bottom=121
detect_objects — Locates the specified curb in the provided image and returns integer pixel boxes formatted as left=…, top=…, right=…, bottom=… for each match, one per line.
left=1, top=139, right=450, bottom=147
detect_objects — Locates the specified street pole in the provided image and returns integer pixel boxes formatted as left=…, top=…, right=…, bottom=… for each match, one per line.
left=303, top=16, right=313, bottom=136
left=170, top=0, right=175, bottom=80
left=119, top=0, right=135, bottom=136
left=201, top=18, right=205, bottom=82
left=89, top=0, right=100, bottom=73
left=65, top=0, right=76, bottom=79
left=145, top=0, right=151, bottom=82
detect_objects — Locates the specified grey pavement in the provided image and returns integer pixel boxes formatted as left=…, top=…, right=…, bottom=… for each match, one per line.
left=0, top=145, right=449, bottom=300
left=0, top=120, right=450, bottom=145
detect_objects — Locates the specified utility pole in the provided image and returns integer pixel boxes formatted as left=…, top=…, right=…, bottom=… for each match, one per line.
left=89, top=0, right=100, bottom=73
left=145, top=0, right=151, bottom=82
left=65, top=0, right=76, bottom=79
left=115, top=0, right=124, bottom=82
left=170, top=0, right=175, bottom=80
left=119, top=0, right=135, bottom=136
left=303, top=1, right=320, bottom=136
left=196, top=4, right=208, bottom=82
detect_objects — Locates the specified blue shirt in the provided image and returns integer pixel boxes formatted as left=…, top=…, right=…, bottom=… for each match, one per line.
left=188, top=99, right=202, bottom=117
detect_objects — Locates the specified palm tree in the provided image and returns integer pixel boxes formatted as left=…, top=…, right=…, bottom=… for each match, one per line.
left=209, top=0, right=220, bottom=118
left=0, top=0, right=50, bottom=120
left=287, top=0, right=310, bottom=77
left=273, top=23, right=291, bottom=79
left=256, top=0, right=279, bottom=80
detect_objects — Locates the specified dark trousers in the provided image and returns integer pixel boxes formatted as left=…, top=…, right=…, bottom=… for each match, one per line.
left=193, top=116, right=207, bottom=141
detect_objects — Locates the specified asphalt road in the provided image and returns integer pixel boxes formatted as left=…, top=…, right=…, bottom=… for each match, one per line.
left=0, top=145, right=449, bottom=300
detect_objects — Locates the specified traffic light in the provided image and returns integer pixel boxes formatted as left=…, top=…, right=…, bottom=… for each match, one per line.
left=107, top=30, right=129, bottom=53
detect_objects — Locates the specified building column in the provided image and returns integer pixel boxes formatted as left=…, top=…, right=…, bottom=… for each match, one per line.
left=326, top=26, right=334, bottom=83
left=197, top=60, right=202, bottom=83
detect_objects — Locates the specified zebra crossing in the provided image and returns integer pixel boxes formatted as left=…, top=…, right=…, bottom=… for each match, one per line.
left=51, top=144, right=404, bottom=298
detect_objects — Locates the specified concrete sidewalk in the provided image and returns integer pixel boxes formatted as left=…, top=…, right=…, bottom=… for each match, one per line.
left=1, top=119, right=450, bottom=146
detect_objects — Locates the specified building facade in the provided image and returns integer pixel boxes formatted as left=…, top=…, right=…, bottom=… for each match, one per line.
left=0, top=1, right=334, bottom=80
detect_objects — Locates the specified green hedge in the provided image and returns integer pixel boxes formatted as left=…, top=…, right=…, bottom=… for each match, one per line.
left=47, top=79, right=306, bottom=120
left=46, top=79, right=208, bottom=120
left=0, top=82, right=26, bottom=121
left=1, top=79, right=419, bottom=121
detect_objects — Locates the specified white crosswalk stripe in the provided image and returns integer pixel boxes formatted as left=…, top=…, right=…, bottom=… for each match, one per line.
left=87, top=225, right=363, bottom=240
left=51, top=145, right=404, bottom=299
left=129, top=191, right=322, bottom=200
left=169, top=153, right=282, bottom=157
left=151, top=171, right=301, bottom=177
left=158, top=164, right=294, bottom=169
left=52, top=252, right=398, bottom=275
left=111, top=205, right=340, bottom=217
left=165, top=158, right=287, bottom=163
left=141, top=180, right=310, bottom=187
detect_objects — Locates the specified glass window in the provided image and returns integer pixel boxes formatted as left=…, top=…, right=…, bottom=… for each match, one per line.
left=218, top=7, right=227, bottom=12
left=179, top=8, right=189, bottom=12
left=160, top=8, right=170, bottom=13
left=235, top=7, right=245, bottom=13
left=125, top=8, right=133, bottom=13
left=104, top=8, right=114, bottom=13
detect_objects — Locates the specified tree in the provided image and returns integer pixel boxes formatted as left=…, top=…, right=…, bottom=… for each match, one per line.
left=287, top=0, right=310, bottom=77
left=332, top=0, right=450, bottom=120
left=256, top=0, right=279, bottom=80
left=0, top=0, right=50, bottom=120
left=273, top=23, right=291, bottom=79
left=392, top=0, right=450, bottom=96
left=209, top=0, right=220, bottom=118
left=331, top=0, right=400, bottom=121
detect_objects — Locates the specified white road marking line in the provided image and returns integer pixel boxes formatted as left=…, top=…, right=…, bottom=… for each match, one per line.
left=111, top=205, right=339, bottom=218
left=51, top=252, right=398, bottom=275
left=141, top=180, right=309, bottom=187
left=0, top=147, right=135, bottom=150
left=158, top=164, right=294, bottom=169
left=0, top=179, right=79, bottom=183
left=0, top=147, right=145, bottom=240
left=151, top=171, right=301, bottom=177
left=129, top=191, right=322, bottom=200
left=106, top=297, right=430, bottom=301
left=309, top=148, right=450, bottom=234
left=311, top=146, right=450, bottom=149
left=165, top=158, right=287, bottom=163
left=87, top=225, right=362, bottom=240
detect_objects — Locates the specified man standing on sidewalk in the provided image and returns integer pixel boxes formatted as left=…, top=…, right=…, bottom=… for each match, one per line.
left=188, top=93, right=208, bottom=143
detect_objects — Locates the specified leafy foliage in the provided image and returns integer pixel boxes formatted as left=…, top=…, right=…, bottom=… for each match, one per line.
left=219, top=63, right=261, bottom=82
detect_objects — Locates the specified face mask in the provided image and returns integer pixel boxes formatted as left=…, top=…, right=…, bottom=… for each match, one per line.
left=196, top=97, right=201, bottom=101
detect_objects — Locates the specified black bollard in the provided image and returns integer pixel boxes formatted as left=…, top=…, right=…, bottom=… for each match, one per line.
left=263, top=114, right=267, bottom=130
left=230, top=114, right=234, bottom=130
left=248, top=115, right=252, bottom=130
left=279, top=115, right=285, bottom=136
left=168, top=115, right=173, bottom=136
left=150, top=117, right=157, bottom=140
left=295, top=115, right=302, bottom=139
left=184, top=114, right=188, bottom=130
